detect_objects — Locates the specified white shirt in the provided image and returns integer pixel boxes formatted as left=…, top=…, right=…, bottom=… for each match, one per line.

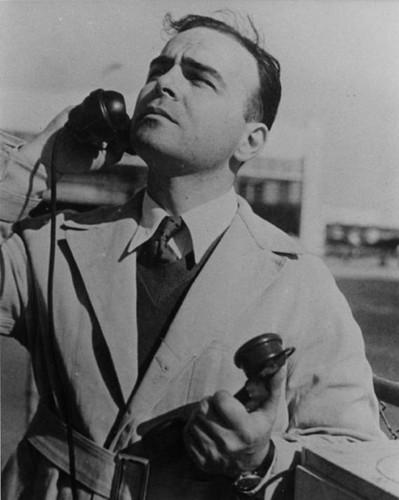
left=128, top=188, right=238, bottom=264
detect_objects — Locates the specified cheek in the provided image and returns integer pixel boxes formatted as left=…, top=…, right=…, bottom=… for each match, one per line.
left=132, top=84, right=154, bottom=120
left=190, top=105, right=245, bottom=148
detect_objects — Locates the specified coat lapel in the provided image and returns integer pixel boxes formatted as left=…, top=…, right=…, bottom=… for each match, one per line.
left=126, top=198, right=299, bottom=420
left=62, top=203, right=141, bottom=403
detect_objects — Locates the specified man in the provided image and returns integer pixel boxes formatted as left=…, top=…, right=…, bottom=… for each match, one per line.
left=0, top=13, right=383, bottom=500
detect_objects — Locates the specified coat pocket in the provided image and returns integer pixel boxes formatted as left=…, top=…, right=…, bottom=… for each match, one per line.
left=186, top=340, right=242, bottom=404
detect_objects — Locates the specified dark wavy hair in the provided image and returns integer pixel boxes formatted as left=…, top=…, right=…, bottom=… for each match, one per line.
left=164, top=13, right=282, bottom=130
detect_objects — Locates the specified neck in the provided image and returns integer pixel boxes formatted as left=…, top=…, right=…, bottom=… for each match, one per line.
left=147, top=169, right=235, bottom=215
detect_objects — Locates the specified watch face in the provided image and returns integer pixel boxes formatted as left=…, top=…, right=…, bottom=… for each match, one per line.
left=234, top=473, right=262, bottom=492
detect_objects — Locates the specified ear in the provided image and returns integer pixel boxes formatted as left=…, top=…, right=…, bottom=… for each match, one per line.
left=233, top=122, right=268, bottom=164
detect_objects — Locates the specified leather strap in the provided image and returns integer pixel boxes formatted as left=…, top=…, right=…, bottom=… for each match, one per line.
left=25, top=404, right=148, bottom=499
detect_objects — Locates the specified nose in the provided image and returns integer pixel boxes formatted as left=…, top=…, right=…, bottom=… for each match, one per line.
left=155, top=66, right=181, bottom=99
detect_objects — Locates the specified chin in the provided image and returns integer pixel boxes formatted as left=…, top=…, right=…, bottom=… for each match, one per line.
left=133, top=124, right=171, bottom=149
left=133, top=129, right=179, bottom=160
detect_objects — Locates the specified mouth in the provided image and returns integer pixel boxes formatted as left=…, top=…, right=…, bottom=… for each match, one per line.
left=140, top=106, right=177, bottom=124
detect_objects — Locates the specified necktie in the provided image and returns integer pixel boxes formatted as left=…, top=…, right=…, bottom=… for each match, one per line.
left=139, top=216, right=184, bottom=265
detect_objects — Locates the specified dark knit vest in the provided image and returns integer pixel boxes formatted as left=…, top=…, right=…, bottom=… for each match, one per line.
left=136, top=236, right=222, bottom=381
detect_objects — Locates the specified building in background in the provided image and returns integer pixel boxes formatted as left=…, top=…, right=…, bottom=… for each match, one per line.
left=235, top=156, right=303, bottom=237
left=235, top=121, right=325, bottom=255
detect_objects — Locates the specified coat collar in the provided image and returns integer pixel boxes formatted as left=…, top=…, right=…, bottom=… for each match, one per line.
left=235, top=195, right=303, bottom=255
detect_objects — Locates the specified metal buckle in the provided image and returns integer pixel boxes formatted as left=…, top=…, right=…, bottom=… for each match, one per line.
left=111, top=453, right=150, bottom=500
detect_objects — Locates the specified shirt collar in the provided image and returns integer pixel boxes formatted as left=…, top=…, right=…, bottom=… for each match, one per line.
left=128, top=188, right=238, bottom=263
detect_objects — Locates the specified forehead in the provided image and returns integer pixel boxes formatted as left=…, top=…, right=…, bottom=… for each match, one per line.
left=161, top=27, right=259, bottom=89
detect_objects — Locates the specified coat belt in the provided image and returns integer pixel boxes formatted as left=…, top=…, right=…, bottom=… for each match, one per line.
left=25, top=404, right=149, bottom=499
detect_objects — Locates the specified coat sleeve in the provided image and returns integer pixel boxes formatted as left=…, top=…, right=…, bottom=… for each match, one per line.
left=0, top=231, right=32, bottom=345
left=0, top=131, right=48, bottom=228
left=0, top=132, right=44, bottom=340
left=262, top=255, right=386, bottom=499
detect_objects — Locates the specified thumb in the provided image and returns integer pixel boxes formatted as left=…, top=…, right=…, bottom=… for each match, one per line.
left=257, top=365, right=287, bottom=416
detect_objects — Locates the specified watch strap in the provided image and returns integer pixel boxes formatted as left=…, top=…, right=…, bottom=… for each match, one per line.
left=232, top=439, right=276, bottom=497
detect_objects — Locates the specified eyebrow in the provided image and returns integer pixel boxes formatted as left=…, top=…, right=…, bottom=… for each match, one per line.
left=149, top=55, right=227, bottom=89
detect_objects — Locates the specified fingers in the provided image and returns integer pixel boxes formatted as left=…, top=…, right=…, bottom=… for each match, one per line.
left=184, top=391, right=273, bottom=476
left=184, top=397, right=228, bottom=474
left=186, top=392, right=262, bottom=453
left=184, top=413, right=219, bottom=472
left=185, top=394, right=235, bottom=447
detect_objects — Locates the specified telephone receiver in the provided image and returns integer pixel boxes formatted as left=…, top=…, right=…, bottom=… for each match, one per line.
left=63, top=88, right=135, bottom=154
left=140, top=333, right=295, bottom=457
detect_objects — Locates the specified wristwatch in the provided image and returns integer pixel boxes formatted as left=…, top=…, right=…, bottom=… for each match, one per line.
left=232, top=440, right=276, bottom=497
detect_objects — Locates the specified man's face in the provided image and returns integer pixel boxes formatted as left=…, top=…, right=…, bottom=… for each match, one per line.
left=130, top=27, right=260, bottom=175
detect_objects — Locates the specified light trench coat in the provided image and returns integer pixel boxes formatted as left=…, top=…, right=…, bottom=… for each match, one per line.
left=0, top=142, right=383, bottom=499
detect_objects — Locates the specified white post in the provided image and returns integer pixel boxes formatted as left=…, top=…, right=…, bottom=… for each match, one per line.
left=299, top=121, right=325, bottom=255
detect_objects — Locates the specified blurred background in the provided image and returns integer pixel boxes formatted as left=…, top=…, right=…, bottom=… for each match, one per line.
left=1, top=0, right=399, bottom=464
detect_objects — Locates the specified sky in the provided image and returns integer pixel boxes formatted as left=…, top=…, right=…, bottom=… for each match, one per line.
left=0, top=0, right=398, bottom=228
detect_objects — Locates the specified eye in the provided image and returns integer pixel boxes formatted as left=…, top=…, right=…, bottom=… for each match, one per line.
left=195, top=77, right=215, bottom=89
left=186, top=70, right=215, bottom=89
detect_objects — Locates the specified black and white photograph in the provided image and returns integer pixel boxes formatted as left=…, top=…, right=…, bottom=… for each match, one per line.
left=1, top=1, right=398, bottom=499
